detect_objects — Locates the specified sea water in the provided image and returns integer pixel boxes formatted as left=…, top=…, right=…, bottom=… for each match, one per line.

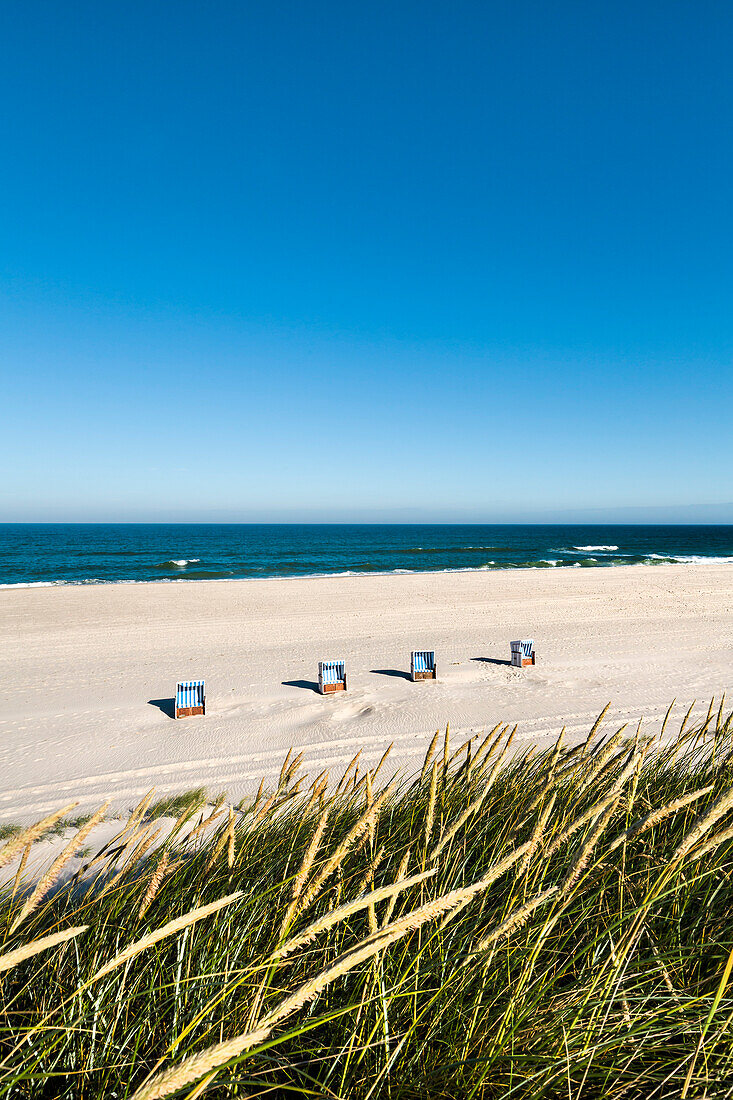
left=0, top=524, right=732, bottom=587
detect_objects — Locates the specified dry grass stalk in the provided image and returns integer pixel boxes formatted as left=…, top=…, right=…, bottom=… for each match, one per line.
left=167, top=801, right=202, bottom=843
left=608, top=748, right=647, bottom=800
left=483, top=737, right=513, bottom=790
left=435, top=840, right=534, bottom=931
left=606, top=786, right=714, bottom=856
left=90, top=796, right=162, bottom=873
left=420, top=730, right=440, bottom=783
left=187, top=807, right=226, bottom=842
left=517, top=793, right=557, bottom=878
left=382, top=848, right=411, bottom=928
left=548, top=727, right=566, bottom=778
left=544, top=793, right=618, bottom=859
left=91, top=891, right=243, bottom=984
left=671, top=786, right=733, bottom=865
left=355, top=844, right=384, bottom=898
left=287, top=750, right=305, bottom=780
left=92, top=788, right=157, bottom=861
left=203, top=823, right=232, bottom=877
left=365, top=771, right=375, bottom=843
left=272, top=866, right=433, bottom=954
left=714, top=694, right=727, bottom=738
left=447, top=737, right=473, bottom=771
left=577, top=726, right=628, bottom=793
left=97, top=823, right=160, bottom=896
left=0, top=925, right=88, bottom=975
left=472, top=723, right=505, bottom=770
left=473, top=887, right=558, bottom=954
left=138, top=852, right=171, bottom=920
left=124, top=827, right=163, bottom=875
left=227, top=807, right=235, bottom=869
left=336, top=750, right=362, bottom=794
left=364, top=847, right=384, bottom=932
left=303, top=773, right=329, bottom=812
left=130, top=1023, right=272, bottom=1100
left=291, top=807, right=330, bottom=902
left=11, top=802, right=109, bottom=932
left=307, top=769, right=328, bottom=796
left=442, top=723, right=450, bottom=783
left=581, top=703, right=611, bottom=757
left=252, top=792, right=277, bottom=824
left=297, top=785, right=395, bottom=914
left=0, top=801, right=79, bottom=873
left=423, top=762, right=438, bottom=854
left=559, top=796, right=621, bottom=897
left=371, top=742, right=393, bottom=784
left=278, top=807, right=330, bottom=936
left=627, top=744, right=645, bottom=815
left=130, top=788, right=157, bottom=826
left=11, top=842, right=32, bottom=904
left=277, top=748, right=293, bottom=790
left=677, top=700, right=696, bottom=742
left=132, top=875, right=476, bottom=1100
left=273, top=874, right=509, bottom=1025
left=659, top=698, right=676, bottom=740
left=429, top=778, right=496, bottom=861
left=251, top=777, right=265, bottom=814
left=689, top=821, right=733, bottom=863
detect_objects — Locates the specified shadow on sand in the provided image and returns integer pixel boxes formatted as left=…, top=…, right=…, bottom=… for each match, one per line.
left=148, top=698, right=176, bottom=719
left=282, top=679, right=320, bottom=694
left=471, top=657, right=512, bottom=668
left=370, top=668, right=412, bottom=681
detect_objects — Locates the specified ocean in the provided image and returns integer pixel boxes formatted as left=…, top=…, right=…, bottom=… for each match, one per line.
left=0, top=524, right=732, bottom=588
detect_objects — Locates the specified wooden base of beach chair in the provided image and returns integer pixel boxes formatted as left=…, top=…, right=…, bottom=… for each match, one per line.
left=175, top=705, right=206, bottom=719
left=320, top=682, right=346, bottom=695
left=519, top=655, right=536, bottom=668
left=412, top=668, right=437, bottom=681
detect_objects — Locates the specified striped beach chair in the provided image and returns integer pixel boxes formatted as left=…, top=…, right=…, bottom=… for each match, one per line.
left=175, top=679, right=206, bottom=718
left=318, top=661, right=347, bottom=695
left=510, top=640, right=536, bottom=668
left=411, top=650, right=436, bottom=681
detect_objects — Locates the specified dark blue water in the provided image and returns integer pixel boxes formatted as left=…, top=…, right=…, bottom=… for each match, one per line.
left=0, top=525, right=732, bottom=588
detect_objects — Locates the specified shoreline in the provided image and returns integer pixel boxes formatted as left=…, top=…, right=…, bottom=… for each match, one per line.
left=2, top=555, right=733, bottom=592
left=1, top=562, right=731, bottom=822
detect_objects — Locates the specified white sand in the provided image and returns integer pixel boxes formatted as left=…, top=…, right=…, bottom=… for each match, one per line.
left=0, top=564, right=731, bottom=824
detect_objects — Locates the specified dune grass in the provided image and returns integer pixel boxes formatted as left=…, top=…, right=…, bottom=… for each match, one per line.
left=1, top=699, right=733, bottom=1098
left=146, top=787, right=209, bottom=821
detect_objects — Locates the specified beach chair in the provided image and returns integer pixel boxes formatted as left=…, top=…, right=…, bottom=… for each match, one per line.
left=510, top=640, right=536, bottom=668
left=318, top=661, right=347, bottom=695
left=411, top=650, right=437, bottom=681
left=175, top=679, right=206, bottom=718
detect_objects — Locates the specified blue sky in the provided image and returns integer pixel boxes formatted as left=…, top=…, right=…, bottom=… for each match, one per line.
left=2, top=0, right=731, bottom=522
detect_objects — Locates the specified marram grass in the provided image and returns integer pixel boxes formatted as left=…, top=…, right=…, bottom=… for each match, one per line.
left=1, top=700, right=733, bottom=1098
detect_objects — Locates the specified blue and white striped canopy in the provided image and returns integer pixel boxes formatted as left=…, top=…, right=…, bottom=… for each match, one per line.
left=176, top=680, right=205, bottom=708
left=319, top=661, right=345, bottom=684
left=510, top=640, right=534, bottom=658
left=411, top=650, right=435, bottom=672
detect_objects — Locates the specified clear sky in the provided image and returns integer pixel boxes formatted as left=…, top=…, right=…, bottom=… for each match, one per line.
left=2, top=1, right=731, bottom=522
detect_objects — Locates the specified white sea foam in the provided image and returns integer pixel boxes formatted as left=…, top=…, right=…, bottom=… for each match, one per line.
left=644, top=554, right=733, bottom=565
left=162, top=559, right=201, bottom=567
left=573, top=545, right=619, bottom=552
left=0, top=581, right=66, bottom=589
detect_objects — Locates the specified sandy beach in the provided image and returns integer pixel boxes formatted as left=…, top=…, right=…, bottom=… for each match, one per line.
left=0, top=563, right=731, bottom=823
